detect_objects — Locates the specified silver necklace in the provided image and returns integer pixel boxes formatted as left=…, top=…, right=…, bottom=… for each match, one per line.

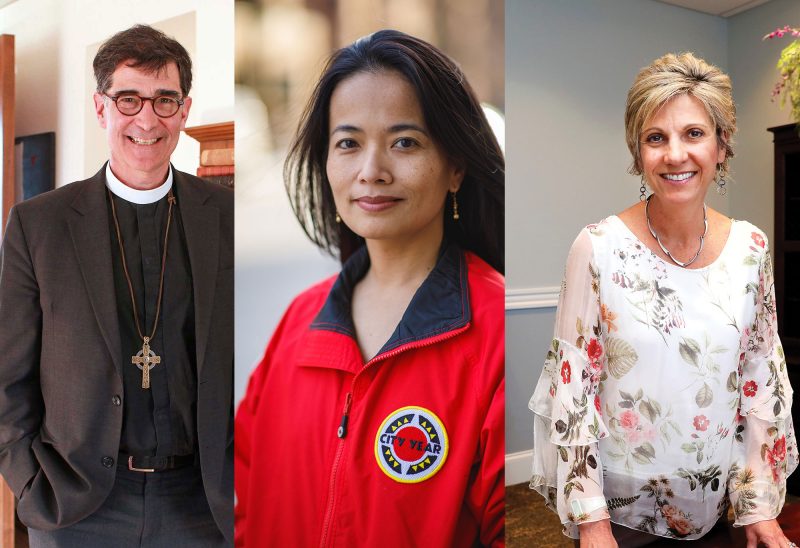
left=645, top=194, right=707, bottom=268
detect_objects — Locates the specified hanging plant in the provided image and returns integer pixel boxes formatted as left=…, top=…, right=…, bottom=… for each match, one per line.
left=764, top=26, right=800, bottom=122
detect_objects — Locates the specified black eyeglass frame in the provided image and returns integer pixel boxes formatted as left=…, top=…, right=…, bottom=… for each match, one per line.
left=104, top=93, right=186, bottom=118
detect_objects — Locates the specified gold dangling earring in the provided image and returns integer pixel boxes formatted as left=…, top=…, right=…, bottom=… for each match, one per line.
left=335, top=212, right=341, bottom=224
left=451, top=191, right=459, bottom=220
left=639, top=177, right=647, bottom=202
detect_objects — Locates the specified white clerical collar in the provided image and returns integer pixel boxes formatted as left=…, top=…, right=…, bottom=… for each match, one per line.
left=105, top=163, right=173, bottom=204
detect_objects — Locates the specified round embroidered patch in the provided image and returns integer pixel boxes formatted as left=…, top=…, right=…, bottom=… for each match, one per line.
left=374, top=406, right=448, bottom=483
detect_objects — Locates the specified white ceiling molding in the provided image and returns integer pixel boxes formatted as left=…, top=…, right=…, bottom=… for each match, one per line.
left=655, top=0, right=773, bottom=17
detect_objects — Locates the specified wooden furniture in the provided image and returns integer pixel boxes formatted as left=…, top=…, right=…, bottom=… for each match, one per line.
left=768, top=123, right=800, bottom=496
left=183, top=121, right=233, bottom=188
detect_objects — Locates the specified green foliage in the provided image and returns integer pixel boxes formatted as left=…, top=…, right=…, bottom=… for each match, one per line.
left=777, top=41, right=800, bottom=122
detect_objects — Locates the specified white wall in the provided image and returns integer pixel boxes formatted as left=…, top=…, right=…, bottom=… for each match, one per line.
left=0, top=0, right=234, bottom=187
left=1, top=0, right=60, bottom=140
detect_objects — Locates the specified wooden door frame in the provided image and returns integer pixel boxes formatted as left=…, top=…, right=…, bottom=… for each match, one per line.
left=1, top=34, right=15, bottom=234
left=0, top=32, right=16, bottom=548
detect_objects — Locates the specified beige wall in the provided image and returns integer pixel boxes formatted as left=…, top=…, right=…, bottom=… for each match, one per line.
left=0, top=0, right=234, bottom=187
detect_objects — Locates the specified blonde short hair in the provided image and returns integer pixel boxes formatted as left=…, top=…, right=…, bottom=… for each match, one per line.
left=624, top=52, right=736, bottom=177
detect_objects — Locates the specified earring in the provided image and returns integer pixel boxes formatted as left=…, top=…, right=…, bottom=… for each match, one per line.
left=716, top=177, right=727, bottom=195
left=451, top=191, right=460, bottom=220
left=639, top=177, right=647, bottom=202
left=335, top=212, right=341, bottom=224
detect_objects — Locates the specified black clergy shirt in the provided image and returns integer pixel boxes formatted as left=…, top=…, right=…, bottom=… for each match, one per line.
left=107, top=186, right=197, bottom=457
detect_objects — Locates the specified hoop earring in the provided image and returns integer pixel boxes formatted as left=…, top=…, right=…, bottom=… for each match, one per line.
left=335, top=212, right=341, bottom=224
left=639, top=177, right=647, bottom=202
left=451, top=191, right=460, bottom=220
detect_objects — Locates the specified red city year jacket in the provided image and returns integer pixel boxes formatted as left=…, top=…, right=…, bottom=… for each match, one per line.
left=235, top=244, right=505, bottom=547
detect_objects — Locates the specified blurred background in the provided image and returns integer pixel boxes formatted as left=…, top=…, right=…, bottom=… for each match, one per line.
left=234, top=0, right=505, bottom=405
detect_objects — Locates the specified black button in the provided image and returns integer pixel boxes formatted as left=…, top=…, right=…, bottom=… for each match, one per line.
left=101, top=456, right=114, bottom=468
left=111, top=395, right=121, bottom=406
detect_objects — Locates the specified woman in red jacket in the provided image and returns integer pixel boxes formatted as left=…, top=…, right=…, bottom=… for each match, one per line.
left=235, top=29, right=505, bottom=547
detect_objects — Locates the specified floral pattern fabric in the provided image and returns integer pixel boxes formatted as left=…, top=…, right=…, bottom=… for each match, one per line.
left=529, top=216, right=798, bottom=540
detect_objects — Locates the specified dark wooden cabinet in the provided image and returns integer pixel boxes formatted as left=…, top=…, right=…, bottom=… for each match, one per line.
left=768, top=123, right=800, bottom=496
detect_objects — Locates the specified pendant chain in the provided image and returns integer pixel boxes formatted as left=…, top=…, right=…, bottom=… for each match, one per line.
left=108, top=187, right=176, bottom=388
left=645, top=194, right=707, bottom=268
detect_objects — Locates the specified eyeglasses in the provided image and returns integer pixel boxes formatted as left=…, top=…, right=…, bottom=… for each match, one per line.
left=105, top=93, right=185, bottom=118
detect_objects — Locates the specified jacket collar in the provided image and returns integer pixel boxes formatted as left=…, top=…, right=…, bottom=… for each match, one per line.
left=67, top=166, right=124, bottom=378
left=171, top=169, right=218, bottom=381
left=306, top=241, right=471, bottom=363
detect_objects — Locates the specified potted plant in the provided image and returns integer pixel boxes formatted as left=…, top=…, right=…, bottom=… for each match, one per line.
left=764, top=25, right=800, bottom=122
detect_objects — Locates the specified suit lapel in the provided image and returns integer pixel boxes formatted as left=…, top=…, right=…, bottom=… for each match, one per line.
left=175, top=171, right=218, bottom=380
left=67, top=168, right=124, bottom=380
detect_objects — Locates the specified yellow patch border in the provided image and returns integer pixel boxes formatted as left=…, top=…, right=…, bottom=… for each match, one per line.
left=374, top=405, right=449, bottom=484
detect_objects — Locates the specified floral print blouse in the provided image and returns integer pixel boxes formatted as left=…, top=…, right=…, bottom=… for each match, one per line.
left=529, top=216, right=798, bottom=540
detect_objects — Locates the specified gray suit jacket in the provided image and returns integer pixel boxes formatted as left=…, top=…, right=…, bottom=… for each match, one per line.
left=0, top=167, right=233, bottom=543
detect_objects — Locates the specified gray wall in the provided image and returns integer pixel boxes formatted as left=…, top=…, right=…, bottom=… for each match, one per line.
left=506, top=308, right=557, bottom=454
left=506, top=0, right=728, bottom=291
left=728, top=0, right=800, bottom=243
left=507, top=0, right=800, bottom=476
left=505, top=0, right=761, bottom=472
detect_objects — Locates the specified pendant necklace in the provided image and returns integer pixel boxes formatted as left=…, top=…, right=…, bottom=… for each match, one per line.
left=108, top=187, right=176, bottom=389
left=645, top=194, right=707, bottom=268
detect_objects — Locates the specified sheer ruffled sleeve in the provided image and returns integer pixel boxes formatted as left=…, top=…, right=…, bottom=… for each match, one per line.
left=529, top=228, right=611, bottom=538
left=728, top=233, right=798, bottom=526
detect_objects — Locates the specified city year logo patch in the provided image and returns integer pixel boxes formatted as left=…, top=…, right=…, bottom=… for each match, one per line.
left=375, top=406, right=448, bottom=483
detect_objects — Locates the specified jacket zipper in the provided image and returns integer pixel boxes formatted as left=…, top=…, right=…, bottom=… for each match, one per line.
left=318, top=323, right=470, bottom=547
left=337, top=392, right=353, bottom=438
left=319, top=432, right=346, bottom=548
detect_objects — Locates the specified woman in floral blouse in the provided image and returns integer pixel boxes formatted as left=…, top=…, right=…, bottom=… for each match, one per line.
left=530, top=52, right=798, bottom=547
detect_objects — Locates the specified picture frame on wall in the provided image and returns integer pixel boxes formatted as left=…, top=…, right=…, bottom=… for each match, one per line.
left=14, top=131, right=55, bottom=201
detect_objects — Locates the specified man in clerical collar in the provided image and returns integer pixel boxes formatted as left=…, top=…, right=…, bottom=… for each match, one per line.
left=0, top=25, right=232, bottom=546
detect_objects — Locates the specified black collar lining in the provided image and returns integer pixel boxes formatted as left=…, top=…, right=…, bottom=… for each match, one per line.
left=309, top=242, right=471, bottom=354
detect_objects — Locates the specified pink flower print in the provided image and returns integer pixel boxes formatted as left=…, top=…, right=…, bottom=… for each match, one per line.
left=743, top=380, right=758, bottom=397
left=620, top=409, right=639, bottom=430
left=561, top=361, right=571, bottom=384
left=626, top=429, right=641, bottom=444
left=594, top=394, right=602, bottom=414
left=751, top=232, right=766, bottom=248
left=642, top=425, right=657, bottom=442
left=693, top=415, right=710, bottom=432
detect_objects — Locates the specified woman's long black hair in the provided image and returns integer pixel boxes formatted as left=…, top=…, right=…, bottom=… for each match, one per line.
left=285, top=29, right=504, bottom=274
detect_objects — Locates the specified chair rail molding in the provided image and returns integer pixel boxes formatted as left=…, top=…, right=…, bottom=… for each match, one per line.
left=505, top=286, right=560, bottom=311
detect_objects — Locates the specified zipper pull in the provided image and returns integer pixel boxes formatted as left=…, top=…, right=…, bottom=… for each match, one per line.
left=337, top=392, right=353, bottom=438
